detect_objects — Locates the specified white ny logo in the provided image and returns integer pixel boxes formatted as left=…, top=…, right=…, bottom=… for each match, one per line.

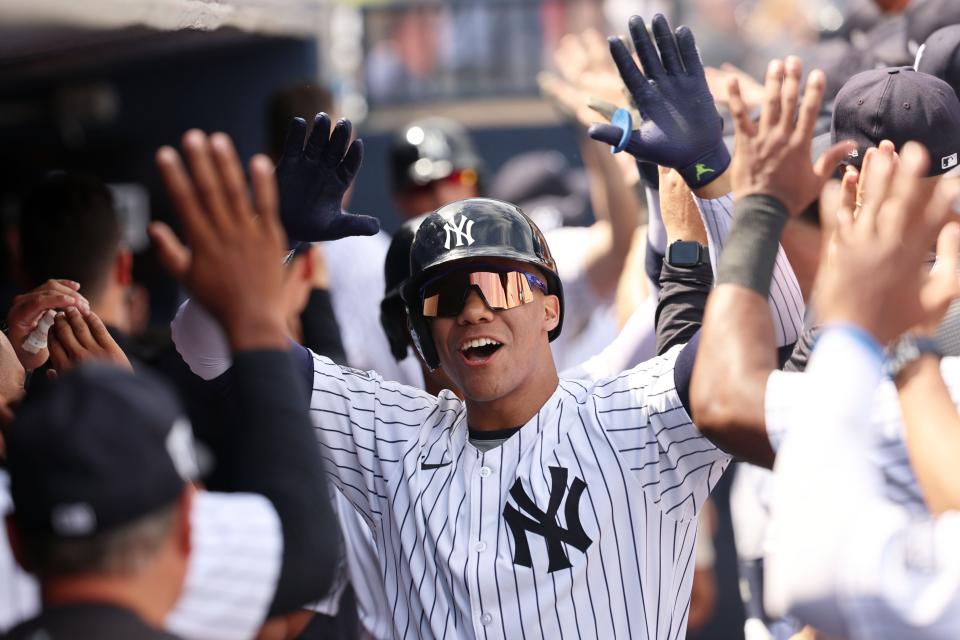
left=443, top=215, right=476, bottom=250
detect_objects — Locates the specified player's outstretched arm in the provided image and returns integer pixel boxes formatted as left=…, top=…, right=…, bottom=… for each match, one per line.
left=766, top=143, right=960, bottom=635
left=275, top=113, right=380, bottom=243
left=151, top=130, right=341, bottom=613
left=690, top=58, right=853, bottom=468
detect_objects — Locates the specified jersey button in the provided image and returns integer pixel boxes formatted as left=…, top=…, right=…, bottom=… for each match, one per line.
left=480, top=613, right=493, bottom=625
left=479, top=466, right=492, bottom=478
left=473, top=541, right=487, bottom=552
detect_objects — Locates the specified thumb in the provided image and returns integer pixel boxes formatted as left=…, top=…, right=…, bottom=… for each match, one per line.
left=814, top=140, right=856, bottom=181
left=148, top=222, right=191, bottom=280
left=587, top=123, right=625, bottom=147
left=325, top=213, right=381, bottom=240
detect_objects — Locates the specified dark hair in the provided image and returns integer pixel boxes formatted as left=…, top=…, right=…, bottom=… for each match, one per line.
left=19, top=172, right=121, bottom=300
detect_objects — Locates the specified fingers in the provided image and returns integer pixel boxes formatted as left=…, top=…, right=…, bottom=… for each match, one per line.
left=727, top=77, right=758, bottom=140
left=9, top=289, right=87, bottom=327
left=779, top=56, right=803, bottom=134
left=304, top=113, right=332, bottom=161
left=84, top=311, right=115, bottom=351
left=156, top=146, right=215, bottom=247
left=182, top=130, right=234, bottom=232
left=64, top=306, right=95, bottom=349
left=856, top=149, right=895, bottom=233
left=628, top=15, right=666, bottom=79
left=325, top=213, right=381, bottom=240
left=338, top=139, right=364, bottom=184
left=609, top=37, right=650, bottom=104
left=651, top=14, right=683, bottom=75
left=250, top=154, right=281, bottom=229
left=148, top=221, right=191, bottom=280
left=281, top=117, right=307, bottom=159
left=587, top=122, right=626, bottom=147
left=795, top=69, right=826, bottom=144
left=675, top=26, right=704, bottom=77
left=323, top=119, right=353, bottom=167
left=813, top=140, right=858, bottom=182
left=839, top=166, right=859, bottom=215
left=51, top=312, right=84, bottom=360
left=758, top=59, right=785, bottom=133
left=210, top=133, right=255, bottom=224
left=47, top=334, right=69, bottom=372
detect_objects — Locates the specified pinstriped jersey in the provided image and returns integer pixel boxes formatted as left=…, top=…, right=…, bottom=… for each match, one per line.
left=309, top=343, right=730, bottom=640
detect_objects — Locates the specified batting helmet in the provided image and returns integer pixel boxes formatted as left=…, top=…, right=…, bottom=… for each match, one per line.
left=400, top=198, right=564, bottom=370
left=389, top=117, right=484, bottom=193
left=380, top=214, right=428, bottom=362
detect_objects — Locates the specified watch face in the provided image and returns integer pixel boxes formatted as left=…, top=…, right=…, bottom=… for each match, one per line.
left=669, top=242, right=701, bottom=267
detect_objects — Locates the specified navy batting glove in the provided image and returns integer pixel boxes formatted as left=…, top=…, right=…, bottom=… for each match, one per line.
left=276, top=113, right=380, bottom=243
left=588, top=14, right=729, bottom=189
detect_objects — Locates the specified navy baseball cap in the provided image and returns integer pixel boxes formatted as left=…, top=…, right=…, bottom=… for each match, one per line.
left=915, top=25, right=960, bottom=100
left=828, top=66, right=960, bottom=176
left=7, top=363, right=204, bottom=537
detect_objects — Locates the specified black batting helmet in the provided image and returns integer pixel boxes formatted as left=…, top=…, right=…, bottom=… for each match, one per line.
left=380, top=214, right=428, bottom=362
left=389, top=117, right=484, bottom=193
left=400, top=198, right=564, bottom=370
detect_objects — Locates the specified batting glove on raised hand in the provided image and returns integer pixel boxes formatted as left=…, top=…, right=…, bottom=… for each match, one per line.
left=588, top=14, right=729, bottom=189
left=276, top=113, right=380, bottom=243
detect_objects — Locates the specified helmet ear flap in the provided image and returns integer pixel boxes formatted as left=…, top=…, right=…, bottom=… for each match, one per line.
left=380, top=297, right=410, bottom=362
left=407, top=312, right=440, bottom=370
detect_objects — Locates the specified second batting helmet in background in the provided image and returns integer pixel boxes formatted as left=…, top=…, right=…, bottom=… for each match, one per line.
left=401, top=198, right=563, bottom=370
left=389, top=117, right=484, bottom=193
left=380, top=214, right=428, bottom=362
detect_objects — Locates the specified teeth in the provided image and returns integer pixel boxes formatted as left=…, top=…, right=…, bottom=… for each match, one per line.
left=460, top=337, right=502, bottom=351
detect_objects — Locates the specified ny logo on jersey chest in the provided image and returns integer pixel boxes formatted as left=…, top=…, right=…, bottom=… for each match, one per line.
left=443, top=214, right=475, bottom=250
left=503, top=466, right=592, bottom=573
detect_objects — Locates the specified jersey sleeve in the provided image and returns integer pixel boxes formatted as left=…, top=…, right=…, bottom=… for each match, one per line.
left=307, top=350, right=441, bottom=526
left=764, top=370, right=812, bottom=453
left=165, top=491, right=283, bottom=640
left=695, top=193, right=805, bottom=347
left=590, top=345, right=731, bottom=521
left=560, top=295, right=657, bottom=382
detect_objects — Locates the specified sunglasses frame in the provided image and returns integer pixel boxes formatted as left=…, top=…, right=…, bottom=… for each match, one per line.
left=419, top=265, right=548, bottom=318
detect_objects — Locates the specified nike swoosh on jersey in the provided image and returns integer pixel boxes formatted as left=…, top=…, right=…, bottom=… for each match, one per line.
left=420, top=460, right=452, bottom=470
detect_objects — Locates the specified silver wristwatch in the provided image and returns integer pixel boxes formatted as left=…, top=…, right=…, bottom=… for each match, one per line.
left=884, top=335, right=942, bottom=380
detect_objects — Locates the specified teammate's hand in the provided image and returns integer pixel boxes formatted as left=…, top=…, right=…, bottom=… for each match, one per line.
left=47, top=307, right=132, bottom=374
left=151, top=130, right=292, bottom=351
left=275, top=113, right=380, bottom=243
left=814, top=142, right=960, bottom=344
left=726, top=56, right=854, bottom=216
left=587, top=14, right=729, bottom=189
left=6, top=279, right=90, bottom=371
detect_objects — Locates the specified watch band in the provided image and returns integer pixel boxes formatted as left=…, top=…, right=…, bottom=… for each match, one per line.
left=884, top=334, right=942, bottom=379
left=666, top=240, right=709, bottom=268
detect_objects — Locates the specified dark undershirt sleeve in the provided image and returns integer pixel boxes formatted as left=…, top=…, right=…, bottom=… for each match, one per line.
left=299, top=289, right=348, bottom=365
left=655, top=261, right=713, bottom=355
left=225, top=349, right=340, bottom=616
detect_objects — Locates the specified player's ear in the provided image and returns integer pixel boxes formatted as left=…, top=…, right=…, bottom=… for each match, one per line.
left=542, top=294, right=560, bottom=334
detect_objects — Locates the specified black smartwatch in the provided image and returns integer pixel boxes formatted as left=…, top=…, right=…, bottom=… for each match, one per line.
left=666, top=240, right=709, bottom=268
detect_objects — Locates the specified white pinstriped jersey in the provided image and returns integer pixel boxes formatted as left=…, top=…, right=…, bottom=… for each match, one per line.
left=308, top=344, right=730, bottom=640
left=694, top=194, right=805, bottom=347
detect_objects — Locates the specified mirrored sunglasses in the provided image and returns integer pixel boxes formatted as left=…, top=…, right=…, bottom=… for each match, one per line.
left=421, top=269, right=548, bottom=318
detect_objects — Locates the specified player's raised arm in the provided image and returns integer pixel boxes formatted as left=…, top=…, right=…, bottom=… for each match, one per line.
left=690, top=57, right=855, bottom=467
left=765, top=142, right=960, bottom=636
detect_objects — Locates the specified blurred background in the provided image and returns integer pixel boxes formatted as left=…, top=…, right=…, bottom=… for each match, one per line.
left=0, top=1, right=886, bottom=638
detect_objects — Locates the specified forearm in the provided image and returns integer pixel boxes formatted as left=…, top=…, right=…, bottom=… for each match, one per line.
left=694, top=192, right=804, bottom=346
left=655, top=261, right=712, bottom=355
left=228, top=350, right=340, bottom=615
left=691, top=194, right=796, bottom=466
left=896, top=357, right=960, bottom=515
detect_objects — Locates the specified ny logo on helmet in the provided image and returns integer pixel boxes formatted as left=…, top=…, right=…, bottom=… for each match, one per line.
left=443, top=215, right=475, bottom=250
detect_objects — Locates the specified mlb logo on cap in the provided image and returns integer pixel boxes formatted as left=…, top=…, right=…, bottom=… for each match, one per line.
left=943, top=153, right=959, bottom=170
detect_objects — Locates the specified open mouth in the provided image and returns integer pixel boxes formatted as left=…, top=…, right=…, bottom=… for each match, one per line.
left=459, top=337, right=503, bottom=363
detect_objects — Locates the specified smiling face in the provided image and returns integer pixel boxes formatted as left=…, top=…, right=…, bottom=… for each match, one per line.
left=426, top=259, right=561, bottom=414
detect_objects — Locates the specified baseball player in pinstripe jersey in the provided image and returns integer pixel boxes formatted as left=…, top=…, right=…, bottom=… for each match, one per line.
left=166, top=14, right=811, bottom=640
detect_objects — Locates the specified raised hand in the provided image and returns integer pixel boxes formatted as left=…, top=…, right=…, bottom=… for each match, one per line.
left=47, top=307, right=132, bottom=374
left=6, top=279, right=90, bottom=371
left=726, top=56, right=854, bottom=216
left=150, top=130, right=292, bottom=351
left=275, top=113, right=380, bottom=243
left=815, top=142, right=960, bottom=344
left=588, top=14, right=729, bottom=189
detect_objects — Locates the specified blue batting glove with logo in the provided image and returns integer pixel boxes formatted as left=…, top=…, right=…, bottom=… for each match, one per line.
left=276, top=113, right=380, bottom=243
left=588, top=14, right=729, bottom=189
